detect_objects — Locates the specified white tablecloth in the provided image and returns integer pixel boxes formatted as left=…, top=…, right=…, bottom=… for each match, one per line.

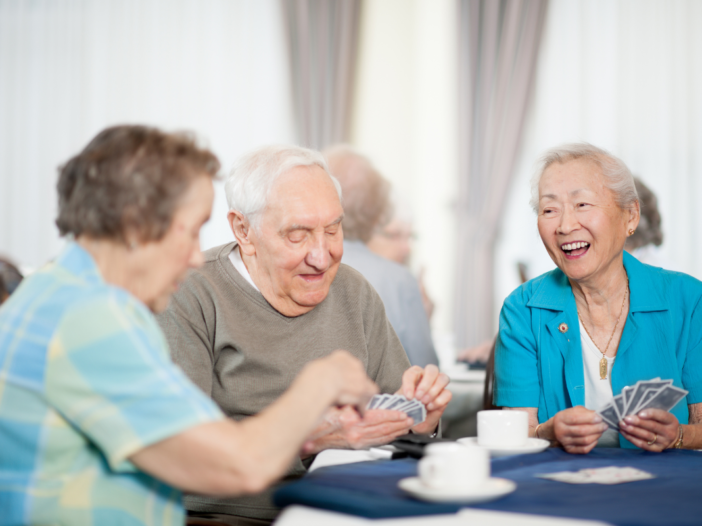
left=274, top=505, right=612, bottom=526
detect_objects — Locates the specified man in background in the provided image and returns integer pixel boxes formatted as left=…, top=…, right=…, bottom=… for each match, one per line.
left=324, top=145, right=438, bottom=368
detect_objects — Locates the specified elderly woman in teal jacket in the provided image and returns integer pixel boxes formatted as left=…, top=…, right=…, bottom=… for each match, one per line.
left=494, top=143, right=702, bottom=453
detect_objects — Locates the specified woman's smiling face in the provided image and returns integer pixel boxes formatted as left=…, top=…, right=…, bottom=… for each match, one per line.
left=537, top=158, right=639, bottom=285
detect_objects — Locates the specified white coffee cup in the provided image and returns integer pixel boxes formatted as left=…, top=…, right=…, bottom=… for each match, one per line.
left=477, top=410, right=528, bottom=448
left=418, top=442, right=490, bottom=490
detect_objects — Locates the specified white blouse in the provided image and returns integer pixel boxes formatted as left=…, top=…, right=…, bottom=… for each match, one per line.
left=580, top=319, right=620, bottom=447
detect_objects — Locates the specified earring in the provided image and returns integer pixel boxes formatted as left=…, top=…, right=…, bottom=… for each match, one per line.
left=628, top=229, right=635, bottom=236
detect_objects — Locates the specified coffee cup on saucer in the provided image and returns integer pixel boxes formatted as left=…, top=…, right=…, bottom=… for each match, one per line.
left=418, top=442, right=489, bottom=490
left=477, top=410, right=528, bottom=448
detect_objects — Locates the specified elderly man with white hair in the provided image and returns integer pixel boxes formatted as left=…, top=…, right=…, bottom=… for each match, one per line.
left=158, top=145, right=451, bottom=525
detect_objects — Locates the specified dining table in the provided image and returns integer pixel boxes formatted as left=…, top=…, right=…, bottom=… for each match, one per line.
left=273, top=447, right=702, bottom=526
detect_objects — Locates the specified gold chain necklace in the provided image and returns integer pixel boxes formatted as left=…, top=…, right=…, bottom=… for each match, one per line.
left=576, top=282, right=629, bottom=380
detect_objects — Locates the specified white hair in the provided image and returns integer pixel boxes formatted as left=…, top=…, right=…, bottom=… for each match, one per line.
left=224, top=144, right=342, bottom=227
left=529, top=143, right=638, bottom=213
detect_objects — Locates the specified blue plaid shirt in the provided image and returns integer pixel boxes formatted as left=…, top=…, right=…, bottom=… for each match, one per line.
left=0, top=242, right=223, bottom=525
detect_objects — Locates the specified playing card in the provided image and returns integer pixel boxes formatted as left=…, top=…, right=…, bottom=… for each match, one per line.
left=367, top=394, right=384, bottom=409
left=612, top=393, right=626, bottom=421
left=621, top=386, right=634, bottom=415
left=365, top=394, right=426, bottom=424
left=630, top=387, right=663, bottom=415
left=598, top=403, right=621, bottom=430
left=385, top=395, right=409, bottom=410
left=395, top=400, right=418, bottom=413
left=537, top=466, right=655, bottom=485
left=636, top=385, right=688, bottom=413
left=376, top=394, right=393, bottom=409
left=628, top=379, right=671, bottom=415
left=405, top=404, right=426, bottom=425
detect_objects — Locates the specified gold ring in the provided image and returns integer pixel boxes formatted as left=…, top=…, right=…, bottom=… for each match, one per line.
left=647, top=433, right=658, bottom=445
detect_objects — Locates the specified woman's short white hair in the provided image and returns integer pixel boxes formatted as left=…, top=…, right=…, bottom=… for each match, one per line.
left=225, top=145, right=342, bottom=227
left=530, top=143, right=638, bottom=213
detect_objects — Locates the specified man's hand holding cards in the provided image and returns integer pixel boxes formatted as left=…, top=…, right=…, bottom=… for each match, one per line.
left=367, top=394, right=427, bottom=424
left=597, top=378, right=688, bottom=451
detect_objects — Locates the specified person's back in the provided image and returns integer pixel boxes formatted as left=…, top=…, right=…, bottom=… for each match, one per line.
left=342, top=240, right=437, bottom=366
left=0, top=243, right=219, bottom=525
left=324, top=145, right=438, bottom=367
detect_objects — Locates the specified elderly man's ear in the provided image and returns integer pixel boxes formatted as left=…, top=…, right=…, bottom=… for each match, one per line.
left=228, top=210, right=256, bottom=256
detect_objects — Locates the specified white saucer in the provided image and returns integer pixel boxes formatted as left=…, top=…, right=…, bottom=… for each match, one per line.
left=457, top=437, right=550, bottom=457
left=398, top=477, right=516, bottom=504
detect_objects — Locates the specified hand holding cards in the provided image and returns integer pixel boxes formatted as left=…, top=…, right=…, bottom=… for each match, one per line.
left=597, top=378, right=688, bottom=432
left=367, top=394, right=427, bottom=425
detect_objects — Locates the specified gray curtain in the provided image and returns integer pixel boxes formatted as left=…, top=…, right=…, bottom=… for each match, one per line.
left=281, top=0, right=362, bottom=150
left=455, top=0, right=548, bottom=348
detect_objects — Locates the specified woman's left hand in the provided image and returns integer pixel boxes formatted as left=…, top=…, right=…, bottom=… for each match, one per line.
left=619, top=409, right=679, bottom=451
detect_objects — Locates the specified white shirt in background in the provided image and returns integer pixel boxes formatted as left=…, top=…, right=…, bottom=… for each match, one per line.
left=580, top=319, right=620, bottom=447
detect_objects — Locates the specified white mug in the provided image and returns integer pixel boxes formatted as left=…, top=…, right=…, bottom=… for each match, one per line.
left=477, top=410, right=528, bottom=448
left=418, top=442, right=490, bottom=490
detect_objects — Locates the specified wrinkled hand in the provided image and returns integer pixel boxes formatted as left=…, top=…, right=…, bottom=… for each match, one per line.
left=620, top=409, right=679, bottom=451
left=456, top=339, right=493, bottom=364
left=306, top=350, right=379, bottom=410
left=552, top=406, right=608, bottom=454
left=301, top=406, right=413, bottom=455
left=398, top=365, right=452, bottom=435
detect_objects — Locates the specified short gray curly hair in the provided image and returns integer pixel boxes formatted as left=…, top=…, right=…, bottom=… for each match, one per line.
left=530, top=143, right=638, bottom=213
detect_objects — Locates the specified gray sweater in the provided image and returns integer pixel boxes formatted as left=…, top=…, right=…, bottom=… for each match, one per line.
left=157, top=242, right=410, bottom=520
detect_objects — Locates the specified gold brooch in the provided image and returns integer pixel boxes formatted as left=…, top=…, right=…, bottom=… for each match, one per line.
left=558, top=323, right=568, bottom=333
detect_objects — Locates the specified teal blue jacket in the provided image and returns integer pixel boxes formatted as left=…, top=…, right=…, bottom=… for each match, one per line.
left=494, top=252, right=702, bottom=448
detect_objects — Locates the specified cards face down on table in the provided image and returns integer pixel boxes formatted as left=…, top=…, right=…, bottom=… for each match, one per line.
left=367, top=394, right=426, bottom=425
left=538, top=466, right=655, bottom=485
left=597, top=378, right=688, bottom=432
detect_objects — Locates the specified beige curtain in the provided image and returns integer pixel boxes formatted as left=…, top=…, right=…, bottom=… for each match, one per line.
left=455, top=0, right=548, bottom=348
left=281, top=0, right=361, bottom=150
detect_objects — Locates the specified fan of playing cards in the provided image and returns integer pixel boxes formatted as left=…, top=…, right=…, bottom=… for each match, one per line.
left=367, top=394, right=427, bottom=425
left=597, top=378, right=688, bottom=431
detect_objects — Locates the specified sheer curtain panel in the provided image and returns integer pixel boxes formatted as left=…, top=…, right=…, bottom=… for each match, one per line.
left=0, top=0, right=294, bottom=269
left=281, top=0, right=361, bottom=149
left=454, top=0, right=548, bottom=348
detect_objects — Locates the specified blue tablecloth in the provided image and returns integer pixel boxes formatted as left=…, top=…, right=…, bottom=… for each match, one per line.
left=273, top=448, right=702, bottom=525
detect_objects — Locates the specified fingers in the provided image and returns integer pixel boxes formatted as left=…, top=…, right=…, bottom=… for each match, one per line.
left=400, top=366, right=424, bottom=399
left=559, top=431, right=606, bottom=447
left=620, top=411, right=678, bottom=451
left=418, top=371, right=450, bottom=408
left=557, top=423, right=608, bottom=440
left=563, top=441, right=599, bottom=455
left=552, top=407, right=607, bottom=450
left=620, top=427, right=671, bottom=452
left=353, top=409, right=409, bottom=425
left=427, top=388, right=452, bottom=412
left=414, top=365, right=440, bottom=401
left=325, top=351, right=379, bottom=408
left=636, top=408, right=678, bottom=425
left=558, top=406, right=603, bottom=426
left=343, top=410, right=414, bottom=449
left=400, top=365, right=451, bottom=409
